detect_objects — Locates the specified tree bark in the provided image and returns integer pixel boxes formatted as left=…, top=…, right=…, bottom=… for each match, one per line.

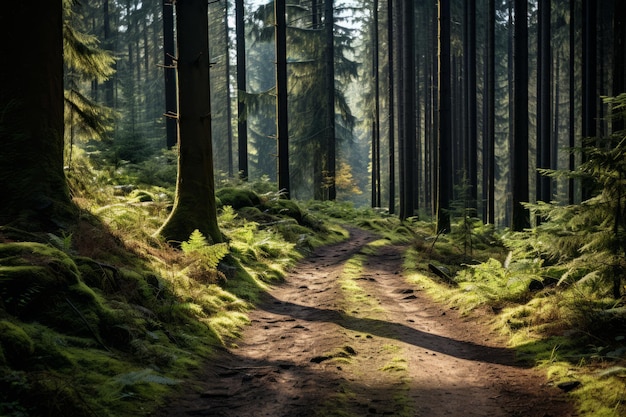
left=512, top=0, right=530, bottom=231
left=158, top=0, right=222, bottom=244
left=387, top=0, right=396, bottom=214
left=484, top=0, right=496, bottom=224
left=438, top=0, right=451, bottom=232
left=465, top=0, right=478, bottom=212
left=372, top=0, right=381, bottom=208
left=236, top=0, right=249, bottom=180
left=103, top=0, right=115, bottom=108
left=163, top=1, right=177, bottom=149
left=324, top=0, right=337, bottom=201
left=396, top=0, right=405, bottom=218
left=537, top=0, right=552, bottom=207
left=400, top=0, right=416, bottom=220
left=613, top=0, right=626, bottom=107
left=569, top=0, right=576, bottom=204
left=581, top=0, right=597, bottom=201
left=224, top=0, right=235, bottom=178
left=275, top=0, right=290, bottom=197
left=0, top=0, right=75, bottom=231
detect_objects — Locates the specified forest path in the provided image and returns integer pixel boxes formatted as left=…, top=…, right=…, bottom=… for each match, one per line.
left=155, top=227, right=576, bottom=417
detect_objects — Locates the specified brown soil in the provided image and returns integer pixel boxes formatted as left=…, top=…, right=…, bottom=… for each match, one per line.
left=154, top=228, right=577, bottom=417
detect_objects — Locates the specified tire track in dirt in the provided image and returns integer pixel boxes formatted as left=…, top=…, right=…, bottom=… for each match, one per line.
left=155, top=227, right=576, bottom=417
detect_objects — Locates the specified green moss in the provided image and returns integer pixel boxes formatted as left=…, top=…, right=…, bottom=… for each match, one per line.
left=216, top=187, right=260, bottom=209
left=237, top=206, right=279, bottom=224
left=129, top=189, right=155, bottom=202
left=380, top=357, right=408, bottom=372
left=0, top=242, right=81, bottom=315
left=0, top=321, right=34, bottom=365
left=262, top=198, right=304, bottom=222
left=75, top=257, right=120, bottom=294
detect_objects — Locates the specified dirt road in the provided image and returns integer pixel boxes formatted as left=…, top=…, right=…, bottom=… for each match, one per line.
left=156, top=228, right=575, bottom=417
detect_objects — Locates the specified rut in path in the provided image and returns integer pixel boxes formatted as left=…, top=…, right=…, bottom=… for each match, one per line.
left=155, top=228, right=575, bottom=417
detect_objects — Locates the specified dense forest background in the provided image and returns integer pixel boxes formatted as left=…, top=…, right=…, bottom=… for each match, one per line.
left=1, top=0, right=626, bottom=416
left=65, top=0, right=625, bottom=229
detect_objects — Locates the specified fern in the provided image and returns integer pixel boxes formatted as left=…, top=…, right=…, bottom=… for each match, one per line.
left=105, top=368, right=179, bottom=400
left=456, top=257, right=534, bottom=304
left=180, top=230, right=230, bottom=284
left=181, top=229, right=209, bottom=253
left=47, top=232, right=73, bottom=254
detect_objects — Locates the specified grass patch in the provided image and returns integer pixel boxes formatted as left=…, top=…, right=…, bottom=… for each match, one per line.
left=380, top=357, right=408, bottom=372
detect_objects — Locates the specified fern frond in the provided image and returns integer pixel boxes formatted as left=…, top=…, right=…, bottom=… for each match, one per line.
left=181, top=230, right=209, bottom=253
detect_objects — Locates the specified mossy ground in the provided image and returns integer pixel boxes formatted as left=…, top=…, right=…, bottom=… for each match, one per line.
left=401, top=221, right=626, bottom=417
left=2, top=162, right=625, bottom=415
left=0, top=176, right=343, bottom=416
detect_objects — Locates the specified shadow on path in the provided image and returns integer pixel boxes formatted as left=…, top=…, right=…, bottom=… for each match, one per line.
left=260, top=292, right=525, bottom=367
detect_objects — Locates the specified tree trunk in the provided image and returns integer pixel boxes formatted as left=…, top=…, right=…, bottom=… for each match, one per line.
left=512, top=0, right=530, bottom=231
left=537, top=0, right=552, bottom=208
left=372, top=0, right=381, bottom=208
left=396, top=0, right=405, bottom=218
left=484, top=0, right=495, bottom=224
left=400, top=0, right=416, bottom=219
left=0, top=0, right=75, bottom=231
left=613, top=0, right=626, bottom=106
left=312, top=0, right=322, bottom=27
left=438, top=0, right=451, bottom=233
left=163, top=1, right=177, bottom=149
left=581, top=0, right=597, bottom=201
left=324, top=0, right=337, bottom=201
left=387, top=0, right=396, bottom=214
left=103, top=0, right=115, bottom=108
left=465, top=0, right=477, bottom=212
left=224, top=0, right=234, bottom=179
left=275, top=0, right=290, bottom=197
left=569, top=0, right=576, bottom=204
left=431, top=2, right=440, bottom=219
left=158, top=0, right=222, bottom=245
left=236, top=0, right=249, bottom=180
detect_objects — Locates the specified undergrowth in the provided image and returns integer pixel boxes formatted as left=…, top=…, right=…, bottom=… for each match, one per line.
left=0, top=156, right=344, bottom=416
left=402, top=216, right=626, bottom=417
left=3, top=150, right=626, bottom=416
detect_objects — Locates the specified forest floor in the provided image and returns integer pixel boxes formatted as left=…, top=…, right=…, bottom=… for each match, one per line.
left=154, top=227, right=577, bottom=417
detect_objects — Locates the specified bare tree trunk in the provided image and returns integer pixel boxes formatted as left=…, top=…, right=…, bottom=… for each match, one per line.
left=276, top=0, right=290, bottom=197
left=400, top=0, right=416, bottom=219
left=163, top=1, right=177, bottom=149
left=236, top=0, right=249, bottom=180
left=372, top=0, right=381, bottom=208
left=484, top=0, right=496, bottom=224
left=158, top=0, right=222, bottom=244
left=0, top=0, right=75, bottom=230
left=104, top=0, right=115, bottom=108
left=581, top=0, right=597, bottom=201
left=324, top=0, right=337, bottom=201
left=224, top=0, right=234, bottom=178
left=569, top=0, right=576, bottom=204
left=512, top=0, right=530, bottom=231
left=387, top=0, right=396, bottom=214
left=536, top=0, right=552, bottom=208
left=465, top=0, right=478, bottom=212
left=438, top=0, right=451, bottom=233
